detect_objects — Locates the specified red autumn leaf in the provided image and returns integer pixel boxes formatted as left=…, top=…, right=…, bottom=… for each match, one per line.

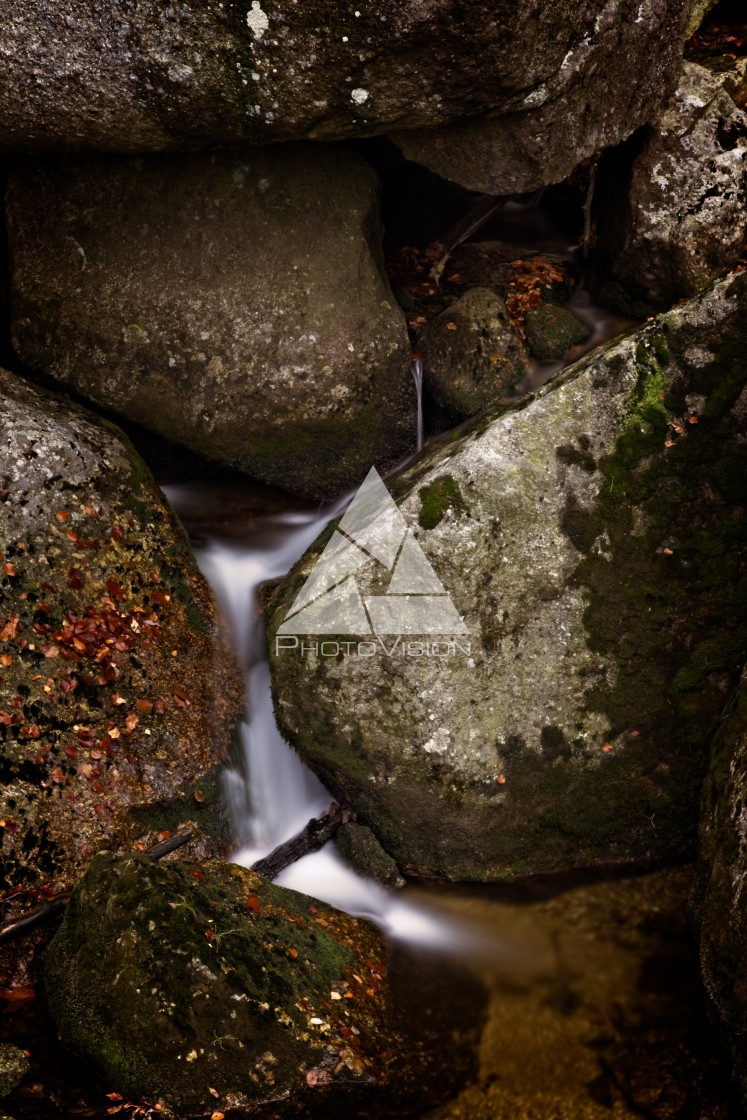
left=135, top=699, right=153, bottom=714
left=204, top=928, right=216, bottom=941
left=3, top=562, right=15, bottom=576
left=55, top=510, right=70, bottom=523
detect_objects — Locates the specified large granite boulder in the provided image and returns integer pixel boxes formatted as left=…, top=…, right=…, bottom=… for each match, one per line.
left=44, top=852, right=481, bottom=1118
left=0, top=370, right=243, bottom=916
left=0, top=0, right=694, bottom=162
left=6, top=147, right=413, bottom=500
left=694, top=676, right=747, bottom=1107
left=598, top=62, right=747, bottom=311
left=268, top=272, right=747, bottom=881
left=389, top=0, right=693, bottom=194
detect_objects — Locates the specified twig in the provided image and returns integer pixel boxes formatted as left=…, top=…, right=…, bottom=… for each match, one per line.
left=250, top=804, right=348, bottom=880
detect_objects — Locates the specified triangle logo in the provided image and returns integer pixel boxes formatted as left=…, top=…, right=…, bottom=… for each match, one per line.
left=277, top=467, right=467, bottom=636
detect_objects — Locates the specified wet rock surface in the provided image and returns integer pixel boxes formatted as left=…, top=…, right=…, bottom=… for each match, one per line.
left=598, top=62, right=747, bottom=310
left=694, top=676, right=747, bottom=1108
left=418, top=288, right=530, bottom=417
left=269, top=272, right=747, bottom=881
left=0, top=0, right=692, bottom=159
left=336, top=823, right=405, bottom=889
left=0, top=370, right=244, bottom=930
left=43, top=852, right=482, bottom=1118
left=6, top=147, right=413, bottom=500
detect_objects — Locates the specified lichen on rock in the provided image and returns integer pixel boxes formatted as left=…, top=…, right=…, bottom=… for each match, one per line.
left=268, top=272, right=747, bottom=882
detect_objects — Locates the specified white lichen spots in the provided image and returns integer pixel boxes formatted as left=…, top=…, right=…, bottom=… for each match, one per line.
left=422, top=727, right=450, bottom=754
left=351, top=88, right=369, bottom=106
left=168, top=63, right=193, bottom=83
left=252, top=71, right=261, bottom=80
left=247, top=1, right=269, bottom=40
left=342, top=35, right=349, bottom=42
left=347, top=342, right=355, bottom=352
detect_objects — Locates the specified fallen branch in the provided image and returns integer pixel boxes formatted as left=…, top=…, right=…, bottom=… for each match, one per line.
left=250, top=804, right=348, bottom=881
left=0, top=827, right=194, bottom=947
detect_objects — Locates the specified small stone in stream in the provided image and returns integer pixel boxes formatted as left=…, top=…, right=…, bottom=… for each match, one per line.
left=337, top=823, right=406, bottom=889
left=419, top=287, right=530, bottom=416
left=524, top=305, right=590, bottom=361
left=0, top=1044, right=28, bottom=1098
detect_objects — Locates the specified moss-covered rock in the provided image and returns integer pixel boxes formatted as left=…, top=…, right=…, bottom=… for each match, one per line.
left=693, top=675, right=747, bottom=1107
left=419, top=288, right=529, bottom=417
left=0, top=370, right=244, bottom=942
left=524, top=305, right=589, bottom=361
left=6, top=148, right=413, bottom=500
left=0, top=1046, right=27, bottom=1099
left=597, top=63, right=747, bottom=309
left=268, top=272, right=747, bottom=881
left=43, top=852, right=478, bottom=1118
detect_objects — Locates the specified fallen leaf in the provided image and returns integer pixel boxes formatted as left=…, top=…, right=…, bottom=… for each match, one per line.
left=55, top=510, right=70, bottom=523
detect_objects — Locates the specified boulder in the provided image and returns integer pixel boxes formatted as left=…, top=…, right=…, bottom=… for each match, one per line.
left=268, top=272, right=747, bottom=881
left=418, top=288, right=530, bottom=416
left=597, top=63, right=747, bottom=310
left=0, top=1046, right=28, bottom=1099
left=0, top=0, right=693, bottom=156
left=6, top=147, right=414, bottom=501
left=694, top=677, right=747, bottom=1106
left=389, top=0, right=693, bottom=195
left=44, top=852, right=481, bottom=1117
left=525, top=305, right=590, bottom=361
left=0, top=370, right=244, bottom=916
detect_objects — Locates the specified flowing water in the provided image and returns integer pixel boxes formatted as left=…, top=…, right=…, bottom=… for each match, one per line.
left=165, top=480, right=466, bottom=948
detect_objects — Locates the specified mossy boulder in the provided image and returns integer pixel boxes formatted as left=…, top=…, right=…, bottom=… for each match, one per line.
left=597, top=63, right=747, bottom=310
left=6, top=147, right=413, bottom=500
left=524, top=305, right=589, bottom=361
left=693, top=676, right=747, bottom=1106
left=268, top=272, right=747, bottom=881
left=419, top=288, right=529, bottom=416
left=0, top=370, right=243, bottom=941
left=43, top=852, right=479, bottom=1118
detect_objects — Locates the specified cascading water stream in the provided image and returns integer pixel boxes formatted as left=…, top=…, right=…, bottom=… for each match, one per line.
left=165, top=482, right=464, bottom=947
